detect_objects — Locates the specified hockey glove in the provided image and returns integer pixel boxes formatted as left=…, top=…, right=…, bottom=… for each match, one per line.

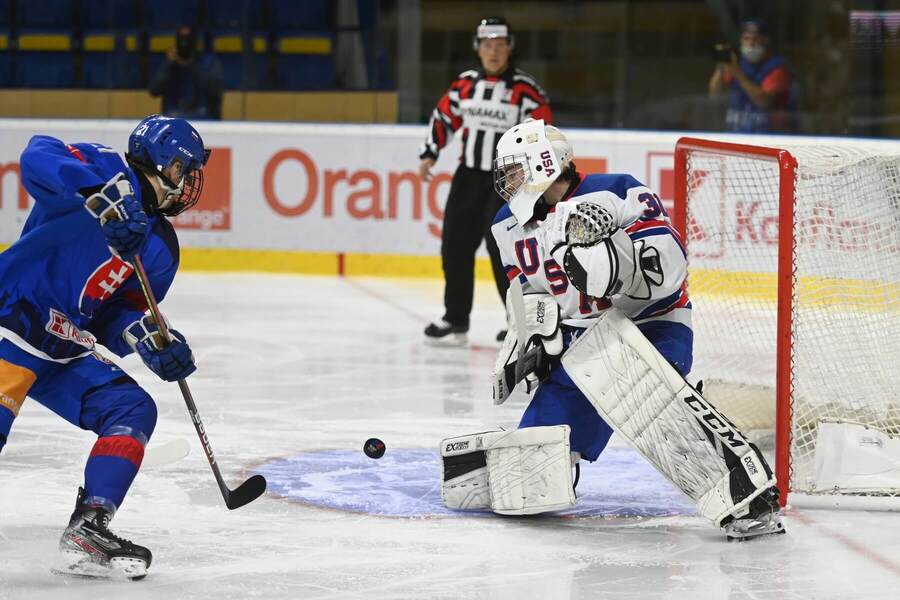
left=491, top=293, right=563, bottom=405
left=545, top=201, right=617, bottom=253
left=84, top=173, right=149, bottom=261
left=124, top=315, right=196, bottom=382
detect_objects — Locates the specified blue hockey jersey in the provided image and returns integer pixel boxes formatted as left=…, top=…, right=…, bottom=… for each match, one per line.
left=0, top=136, right=179, bottom=362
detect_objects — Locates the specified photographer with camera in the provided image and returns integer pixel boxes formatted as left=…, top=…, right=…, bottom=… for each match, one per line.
left=708, top=19, right=795, bottom=133
left=149, top=25, right=224, bottom=120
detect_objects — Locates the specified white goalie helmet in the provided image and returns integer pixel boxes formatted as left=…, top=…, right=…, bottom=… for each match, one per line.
left=493, top=119, right=573, bottom=223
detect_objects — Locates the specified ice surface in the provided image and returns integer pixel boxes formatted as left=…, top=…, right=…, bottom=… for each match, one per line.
left=1, top=273, right=898, bottom=599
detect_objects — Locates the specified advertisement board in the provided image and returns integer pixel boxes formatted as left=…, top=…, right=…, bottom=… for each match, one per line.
left=1, top=119, right=897, bottom=276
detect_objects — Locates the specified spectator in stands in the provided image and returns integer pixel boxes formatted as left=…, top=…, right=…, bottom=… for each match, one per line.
left=418, top=17, right=552, bottom=346
left=708, top=19, right=796, bottom=132
left=149, top=25, right=224, bottom=120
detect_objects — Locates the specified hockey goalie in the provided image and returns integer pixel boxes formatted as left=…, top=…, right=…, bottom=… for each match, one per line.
left=439, top=119, right=785, bottom=540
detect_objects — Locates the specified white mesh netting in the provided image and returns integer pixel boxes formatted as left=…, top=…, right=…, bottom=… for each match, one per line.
left=682, top=143, right=900, bottom=497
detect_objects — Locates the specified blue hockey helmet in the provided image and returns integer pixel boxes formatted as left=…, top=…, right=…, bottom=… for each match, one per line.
left=126, top=115, right=211, bottom=216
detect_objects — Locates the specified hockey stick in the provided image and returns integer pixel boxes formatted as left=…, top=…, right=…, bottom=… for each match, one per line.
left=131, top=255, right=266, bottom=510
left=142, top=438, right=191, bottom=469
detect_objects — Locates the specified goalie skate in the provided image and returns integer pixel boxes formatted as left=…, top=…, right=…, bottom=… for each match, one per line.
left=722, top=489, right=786, bottom=542
left=56, top=488, right=152, bottom=580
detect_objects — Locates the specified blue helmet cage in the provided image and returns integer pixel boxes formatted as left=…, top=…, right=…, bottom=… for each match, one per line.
left=126, top=115, right=211, bottom=216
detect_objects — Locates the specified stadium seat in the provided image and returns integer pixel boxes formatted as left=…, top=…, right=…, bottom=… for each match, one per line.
left=81, top=31, right=141, bottom=89
left=14, top=0, right=73, bottom=29
left=143, top=0, right=200, bottom=30
left=212, top=32, right=269, bottom=90
left=0, top=31, right=10, bottom=86
left=274, top=32, right=335, bottom=90
left=0, top=1, right=10, bottom=27
left=79, top=0, right=139, bottom=30
left=207, top=0, right=263, bottom=30
left=15, top=31, right=74, bottom=87
left=80, top=31, right=115, bottom=88
left=267, top=0, right=330, bottom=31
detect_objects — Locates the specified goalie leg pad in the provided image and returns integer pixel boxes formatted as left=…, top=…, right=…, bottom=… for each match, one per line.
left=561, top=309, right=776, bottom=527
left=440, top=425, right=577, bottom=515
left=483, top=425, right=577, bottom=515
left=441, top=432, right=493, bottom=511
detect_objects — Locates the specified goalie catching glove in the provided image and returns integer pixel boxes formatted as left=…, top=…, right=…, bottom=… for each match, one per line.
left=492, top=290, right=563, bottom=405
left=545, top=200, right=618, bottom=250
left=124, top=315, right=196, bottom=382
left=545, top=201, right=661, bottom=301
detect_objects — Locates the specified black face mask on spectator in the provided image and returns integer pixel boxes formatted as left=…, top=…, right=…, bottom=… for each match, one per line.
left=176, top=30, right=196, bottom=61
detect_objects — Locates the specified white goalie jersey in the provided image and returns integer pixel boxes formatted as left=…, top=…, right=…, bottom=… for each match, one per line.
left=491, top=173, right=691, bottom=330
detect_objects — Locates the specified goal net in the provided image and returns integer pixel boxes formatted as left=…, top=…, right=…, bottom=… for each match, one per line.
left=673, top=137, right=900, bottom=504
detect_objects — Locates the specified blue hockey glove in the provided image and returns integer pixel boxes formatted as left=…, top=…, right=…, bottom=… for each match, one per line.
left=124, top=315, right=196, bottom=382
left=84, top=173, right=149, bottom=261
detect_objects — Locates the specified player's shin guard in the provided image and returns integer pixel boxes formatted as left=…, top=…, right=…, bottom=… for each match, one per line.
left=83, top=426, right=147, bottom=512
left=441, top=425, right=577, bottom=515
left=562, top=309, right=781, bottom=533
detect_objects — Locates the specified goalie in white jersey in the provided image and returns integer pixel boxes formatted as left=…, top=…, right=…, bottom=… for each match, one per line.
left=438, top=119, right=785, bottom=541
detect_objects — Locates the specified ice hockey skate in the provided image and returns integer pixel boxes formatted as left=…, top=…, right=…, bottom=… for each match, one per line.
left=423, top=320, right=468, bottom=346
left=55, top=488, right=152, bottom=580
left=722, top=488, right=786, bottom=542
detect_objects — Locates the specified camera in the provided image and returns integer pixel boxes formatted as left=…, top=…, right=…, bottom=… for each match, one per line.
left=712, top=43, right=733, bottom=63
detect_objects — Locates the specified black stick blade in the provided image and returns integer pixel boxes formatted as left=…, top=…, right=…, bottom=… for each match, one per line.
left=225, top=475, right=267, bottom=510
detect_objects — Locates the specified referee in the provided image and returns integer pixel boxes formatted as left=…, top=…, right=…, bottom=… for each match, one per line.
left=419, top=16, right=552, bottom=345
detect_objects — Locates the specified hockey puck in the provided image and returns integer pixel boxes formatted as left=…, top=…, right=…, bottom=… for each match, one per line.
left=364, top=438, right=386, bottom=459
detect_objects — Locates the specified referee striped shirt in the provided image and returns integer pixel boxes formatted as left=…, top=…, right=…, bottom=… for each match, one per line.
left=419, top=66, right=552, bottom=172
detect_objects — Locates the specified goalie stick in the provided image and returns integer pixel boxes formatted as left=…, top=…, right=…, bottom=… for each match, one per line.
left=132, top=255, right=266, bottom=510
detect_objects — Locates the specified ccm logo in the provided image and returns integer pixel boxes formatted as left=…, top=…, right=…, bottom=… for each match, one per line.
left=684, top=394, right=747, bottom=449
left=446, top=441, right=469, bottom=452
left=539, top=150, right=556, bottom=176
left=743, top=455, right=758, bottom=475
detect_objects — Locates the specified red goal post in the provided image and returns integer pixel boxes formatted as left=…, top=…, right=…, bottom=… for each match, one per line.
left=673, top=136, right=900, bottom=507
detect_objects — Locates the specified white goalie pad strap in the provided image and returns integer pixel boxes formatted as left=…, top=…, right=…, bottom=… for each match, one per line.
left=561, top=309, right=775, bottom=526
left=440, top=426, right=577, bottom=515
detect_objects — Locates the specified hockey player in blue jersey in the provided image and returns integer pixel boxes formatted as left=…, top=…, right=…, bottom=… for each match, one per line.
left=438, top=119, right=784, bottom=541
left=0, top=115, right=209, bottom=578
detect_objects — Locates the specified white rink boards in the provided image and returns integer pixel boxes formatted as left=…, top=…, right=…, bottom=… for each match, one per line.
left=1, top=273, right=899, bottom=599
